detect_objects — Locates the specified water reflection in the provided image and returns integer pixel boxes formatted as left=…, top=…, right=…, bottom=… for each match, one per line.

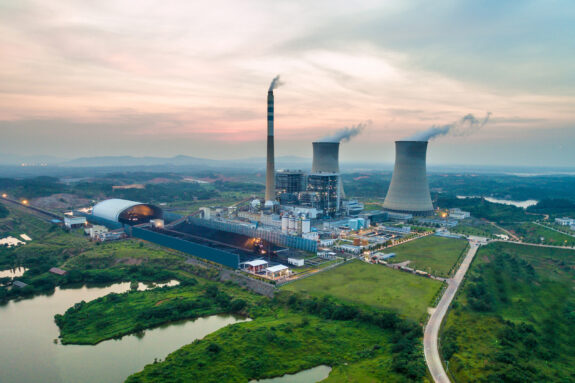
left=249, top=365, right=332, bottom=383
left=0, top=282, right=246, bottom=383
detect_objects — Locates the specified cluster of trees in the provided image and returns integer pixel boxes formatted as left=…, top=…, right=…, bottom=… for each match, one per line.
left=0, top=202, right=9, bottom=219
left=282, top=293, right=426, bottom=380
left=466, top=253, right=536, bottom=312
left=436, top=196, right=532, bottom=224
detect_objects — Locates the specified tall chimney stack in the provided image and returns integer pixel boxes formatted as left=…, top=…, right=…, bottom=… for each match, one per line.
left=265, top=90, right=275, bottom=204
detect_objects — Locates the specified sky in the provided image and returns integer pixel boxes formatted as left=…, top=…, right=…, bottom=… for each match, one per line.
left=1, top=0, right=574, bottom=167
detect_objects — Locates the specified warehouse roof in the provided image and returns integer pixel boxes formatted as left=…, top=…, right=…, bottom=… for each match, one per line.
left=92, top=199, right=145, bottom=222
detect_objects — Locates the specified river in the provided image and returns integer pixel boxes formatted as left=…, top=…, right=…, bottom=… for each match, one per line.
left=456, top=195, right=538, bottom=209
left=0, top=282, right=246, bottom=383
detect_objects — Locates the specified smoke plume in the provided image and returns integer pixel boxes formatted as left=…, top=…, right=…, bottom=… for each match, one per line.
left=320, top=121, right=370, bottom=143
left=269, top=75, right=283, bottom=92
left=406, top=113, right=491, bottom=141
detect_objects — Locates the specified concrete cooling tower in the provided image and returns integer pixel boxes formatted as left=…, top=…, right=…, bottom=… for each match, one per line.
left=312, top=142, right=340, bottom=173
left=382, top=141, right=434, bottom=216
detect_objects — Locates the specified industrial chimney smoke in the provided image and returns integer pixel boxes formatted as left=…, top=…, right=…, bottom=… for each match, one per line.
left=382, top=141, right=434, bottom=216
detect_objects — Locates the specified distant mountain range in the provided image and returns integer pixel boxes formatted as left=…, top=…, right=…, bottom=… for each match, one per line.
left=0, top=153, right=315, bottom=169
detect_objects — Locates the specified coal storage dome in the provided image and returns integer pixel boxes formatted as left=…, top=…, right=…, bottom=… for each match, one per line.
left=92, top=199, right=163, bottom=225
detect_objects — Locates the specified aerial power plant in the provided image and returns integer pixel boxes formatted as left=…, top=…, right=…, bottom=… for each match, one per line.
left=382, top=141, right=434, bottom=216
left=75, top=78, right=489, bottom=284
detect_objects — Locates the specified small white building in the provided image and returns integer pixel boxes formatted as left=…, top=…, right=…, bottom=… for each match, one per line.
left=64, top=216, right=87, bottom=229
left=243, top=260, right=268, bottom=274
left=450, top=210, right=470, bottom=219
left=302, top=232, right=319, bottom=241
left=570, top=224, right=575, bottom=232
left=86, top=225, right=108, bottom=239
left=288, top=258, right=304, bottom=267
left=555, top=217, right=574, bottom=226
left=265, top=264, right=290, bottom=279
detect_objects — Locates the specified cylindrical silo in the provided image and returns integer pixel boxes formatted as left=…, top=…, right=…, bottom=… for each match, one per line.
left=382, top=141, right=434, bottom=216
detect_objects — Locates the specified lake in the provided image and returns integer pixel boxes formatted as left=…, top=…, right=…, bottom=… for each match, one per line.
left=0, top=282, right=246, bottom=383
left=456, top=195, right=538, bottom=209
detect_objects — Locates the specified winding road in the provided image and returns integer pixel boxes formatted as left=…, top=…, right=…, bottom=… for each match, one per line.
left=423, top=240, right=480, bottom=383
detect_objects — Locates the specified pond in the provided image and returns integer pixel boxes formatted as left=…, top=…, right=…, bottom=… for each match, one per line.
left=0, top=267, right=28, bottom=279
left=250, top=365, right=332, bottom=383
left=0, top=282, right=246, bottom=383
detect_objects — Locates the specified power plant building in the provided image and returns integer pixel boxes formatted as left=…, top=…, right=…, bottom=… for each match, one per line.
left=305, top=141, right=344, bottom=217
left=276, top=170, right=306, bottom=205
left=92, top=199, right=163, bottom=225
left=383, top=141, right=434, bottom=216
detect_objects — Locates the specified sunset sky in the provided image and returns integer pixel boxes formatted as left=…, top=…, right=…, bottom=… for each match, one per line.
left=1, top=0, right=574, bottom=167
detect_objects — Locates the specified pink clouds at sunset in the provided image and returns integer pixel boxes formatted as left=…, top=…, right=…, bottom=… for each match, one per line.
left=0, top=0, right=574, bottom=166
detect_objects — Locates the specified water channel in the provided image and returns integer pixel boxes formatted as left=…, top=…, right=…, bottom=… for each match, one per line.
left=0, top=282, right=246, bottom=383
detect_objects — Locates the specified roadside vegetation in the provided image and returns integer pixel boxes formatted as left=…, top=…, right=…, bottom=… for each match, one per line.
left=441, top=242, right=575, bottom=382
left=504, top=222, right=575, bottom=246
left=387, top=236, right=468, bottom=277
left=282, top=260, right=443, bottom=321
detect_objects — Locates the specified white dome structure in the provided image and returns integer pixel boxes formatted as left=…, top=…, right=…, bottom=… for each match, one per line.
left=92, top=199, right=162, bottom=225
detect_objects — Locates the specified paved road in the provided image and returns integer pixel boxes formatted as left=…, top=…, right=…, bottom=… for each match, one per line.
left=424, top=241, right=479, bottom=383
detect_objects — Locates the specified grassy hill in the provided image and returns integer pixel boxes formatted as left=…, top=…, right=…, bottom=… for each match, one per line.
left=441, top=242, right=575, bottom=382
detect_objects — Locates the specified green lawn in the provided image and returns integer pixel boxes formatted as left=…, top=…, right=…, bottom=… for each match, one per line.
left=505, top=222, right=575, bottom=246
left=450, top=220, right=505, bottom=238
left=388, top=235, right=469, bottom=277
left=282, top=260, right=443, bottom=321
left=441, top=242, right=575, bottom=382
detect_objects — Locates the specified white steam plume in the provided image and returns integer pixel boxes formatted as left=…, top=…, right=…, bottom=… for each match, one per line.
left=269, top=75, right=283, bottom=92
left=406, top=113, right=491, bottom=141
left=320, top=121, right=371, bottom=143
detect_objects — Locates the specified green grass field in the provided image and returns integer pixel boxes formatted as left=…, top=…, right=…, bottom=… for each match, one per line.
left=387, top=235, right=469, bottom=277
left=505, top=222, right=575, bottom=246
left=450, top=220, right=505, bottom=238
left=282, top=260, right=443, bottom=321
left=441, top=242, right=575, bottom=382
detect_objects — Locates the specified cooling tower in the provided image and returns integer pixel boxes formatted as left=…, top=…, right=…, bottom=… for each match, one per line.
left=312, top=142, right=340, bottom=173
left=265, top=90, right=275, bottom=204
left=382, top=141, right=434, bottom=216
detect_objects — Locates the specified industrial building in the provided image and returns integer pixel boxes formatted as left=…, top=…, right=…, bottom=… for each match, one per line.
left=92, top=199, right=163, bottom=225
left=383, top=141, right=434, bottom=216
left=276, top=170, right=306, bottom=205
